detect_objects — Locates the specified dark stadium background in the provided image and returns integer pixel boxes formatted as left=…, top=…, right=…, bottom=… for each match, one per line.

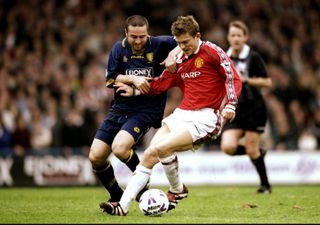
left=0, top=0, right=319, bottom=187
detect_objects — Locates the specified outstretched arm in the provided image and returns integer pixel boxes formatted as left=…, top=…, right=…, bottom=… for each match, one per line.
left=114, top=82, right=135, bottom=97
left=241, top=74, right=272, bottom=88
left=114, top=71, right=183, bottom=97
left=115, top=75, right=152, bottom=94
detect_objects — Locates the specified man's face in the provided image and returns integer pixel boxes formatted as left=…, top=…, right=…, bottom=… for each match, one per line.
left=227, top=26, right=248, bottom=51
left=126, top=25, right=148, bottom=54
left=175, top=33, right=200, bottom=56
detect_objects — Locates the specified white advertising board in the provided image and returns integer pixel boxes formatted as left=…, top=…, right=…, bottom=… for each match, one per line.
left=111, top=151, right=320, bottom=186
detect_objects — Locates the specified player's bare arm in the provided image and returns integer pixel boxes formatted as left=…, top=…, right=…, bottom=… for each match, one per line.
left=243, top=76, right=272, bottom=88
left=114, top=82, right=135, bottom=97
left=116, top=74, right=152, bottom=94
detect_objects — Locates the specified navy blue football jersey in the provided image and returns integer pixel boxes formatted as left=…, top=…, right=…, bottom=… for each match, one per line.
left=105, top=35, right=177, bottom=118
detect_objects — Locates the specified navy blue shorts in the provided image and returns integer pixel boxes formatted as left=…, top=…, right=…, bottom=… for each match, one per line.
left=94, top=111, right=160, bottom=146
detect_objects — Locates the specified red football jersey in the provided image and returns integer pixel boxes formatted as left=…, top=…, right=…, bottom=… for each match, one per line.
left=149, top=41, right=242, bottom=111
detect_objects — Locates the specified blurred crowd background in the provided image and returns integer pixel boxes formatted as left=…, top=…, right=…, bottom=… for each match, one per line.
left=0, top=0, right=319, bottom=156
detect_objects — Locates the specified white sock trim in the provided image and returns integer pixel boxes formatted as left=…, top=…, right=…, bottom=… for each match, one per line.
left=159, top=154, right=176, bottom=164
left=136, top=165, right=152, bottom=175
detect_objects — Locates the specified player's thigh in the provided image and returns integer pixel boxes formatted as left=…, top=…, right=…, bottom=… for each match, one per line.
left=149, top=124, right=170, bottom=146
left=112, top=113, right=153, bottom=155
left=154, top=127, right=193, bottom=157
left=139, top=125, right=171, bottom=168
left=112, top=130, right=135, bottom=156
left=94, top=113, right=125, bottom=147
left=122, top=113, right=154, bottom=144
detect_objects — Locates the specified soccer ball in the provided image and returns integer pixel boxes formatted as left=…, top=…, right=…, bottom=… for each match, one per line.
left=138, top=189, right=169, bottom=216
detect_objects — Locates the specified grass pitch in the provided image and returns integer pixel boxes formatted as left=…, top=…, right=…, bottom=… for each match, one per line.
left=0, top=185, right=319, bottom=224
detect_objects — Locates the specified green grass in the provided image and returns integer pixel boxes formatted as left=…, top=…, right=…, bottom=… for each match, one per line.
left=0, top=185, right=319, bottom=224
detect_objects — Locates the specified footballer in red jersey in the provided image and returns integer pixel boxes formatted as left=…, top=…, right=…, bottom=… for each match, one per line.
left=101, top=15, right=242, bottom=216
left=148, top=40, right=241, bottom=112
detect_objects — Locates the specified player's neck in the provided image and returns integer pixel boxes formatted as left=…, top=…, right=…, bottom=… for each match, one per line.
left=231, top=48, right=242, bottom=58
left=132, top=47, right=145, bottom=56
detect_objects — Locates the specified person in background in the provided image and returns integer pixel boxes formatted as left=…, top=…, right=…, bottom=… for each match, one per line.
left=220, top=20, right=272, bottom=194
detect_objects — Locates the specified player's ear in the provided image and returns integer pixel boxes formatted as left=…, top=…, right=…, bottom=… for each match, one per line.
left=244, top=35, right=249, bottom=42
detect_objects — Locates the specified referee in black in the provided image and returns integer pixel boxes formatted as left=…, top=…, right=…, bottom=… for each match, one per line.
left=220, top=20, right=272, bottom=194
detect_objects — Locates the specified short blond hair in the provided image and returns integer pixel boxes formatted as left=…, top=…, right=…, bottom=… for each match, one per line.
left=171, top=15, right=200, bottom=37
left=229, top=20, right=249, bottom=36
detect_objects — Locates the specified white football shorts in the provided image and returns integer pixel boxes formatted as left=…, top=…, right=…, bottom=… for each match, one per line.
left=162, top=107, right=221, bottom=144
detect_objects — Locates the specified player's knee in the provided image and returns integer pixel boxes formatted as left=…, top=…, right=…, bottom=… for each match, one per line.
left=220, top=143, right=237, bottom=155
left=143, top=148, right=157, bottom=159
left=153, top=142, right=172, bottom=158
left=88, top=145, right=111, bottom=167
left=113, top=149, right=129, bottom=161
left=88, top=150, right=103, bottom=167
left=141, top=148, right=159, bottom=167
left=112, top=143, right=131, bottom=161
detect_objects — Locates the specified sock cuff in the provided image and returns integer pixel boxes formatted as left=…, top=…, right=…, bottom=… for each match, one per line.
left=92, top=160, right=111, bottom=173
left=251, top=154, right=264, bottom=164
left=123, top=149, right=134, bottom=163
left=160, top=154, right=177, bottom=165
left=136, top=165, right=152, bottom=175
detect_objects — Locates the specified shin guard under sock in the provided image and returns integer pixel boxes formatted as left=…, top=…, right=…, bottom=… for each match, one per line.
left=251, top=155, right=270, bottom=187
left=121, top=149, right=140, bottom=172
left=93, top=161, right=123, bottom=201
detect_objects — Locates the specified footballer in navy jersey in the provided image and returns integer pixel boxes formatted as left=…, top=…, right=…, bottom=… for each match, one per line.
left=105, top=35, right=176, bottom=121
left=89, top=15, right=178, bottom=206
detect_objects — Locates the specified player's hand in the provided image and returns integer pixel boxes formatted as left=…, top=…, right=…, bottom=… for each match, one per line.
left=160, top=57, right=177, bottom=73
left=132, top=76, right=152, bottom=94
left=221, top=104, right=236, bottom=122
left=114, top=82, right=134, bottom=97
